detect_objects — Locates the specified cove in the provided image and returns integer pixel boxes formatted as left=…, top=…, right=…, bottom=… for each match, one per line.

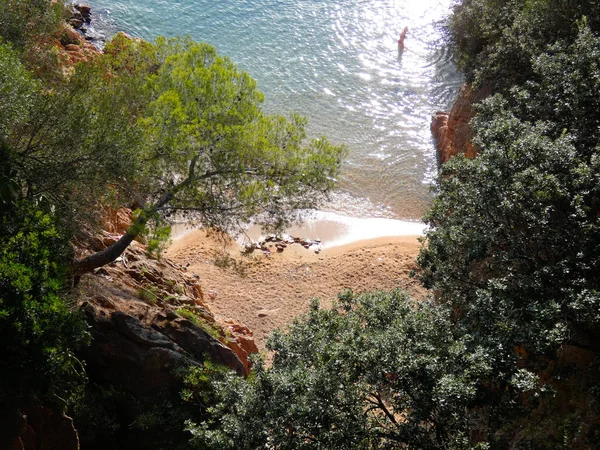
left=86, top=0, right=463, bottom=225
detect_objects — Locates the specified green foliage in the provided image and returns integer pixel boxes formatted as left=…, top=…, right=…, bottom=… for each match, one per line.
left=422, top=6, right=600, bottom=446
left=0, top=43, right=39, bottom=140
left=0, top=143, right=20, bottom=208
left=176, top=307, right=202, bottom=326
left=126, top=36, right=348, bottom=234
left=176, top=307, right=222, bottom=340
left=0, top=199, right=89, bottom=411
left=180, top=361, right=232, bottom=413
left=510, top=24, right=600, bottom=151
left=2, top=28, right=346, bottom=271
left=70, top=383, right=125, bottom=446
left=71, top=362, right=230, bottom=450
left=189, top=290, right=499, bottom=449
left=420, top=24, right=600, bottom=360
left=138, top=286, right=159, bottom=304
left=73, top=381, right=202, bottom=450
left=447, top=0, right=600, bottom=90
left=0, top=0, right=64, bottom=50
left=0, top=41, right=146, bottom=229
left=147, top=223, right=172, bottom=257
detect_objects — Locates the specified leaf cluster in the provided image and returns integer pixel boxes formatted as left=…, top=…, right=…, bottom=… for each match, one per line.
left=190, top=290, right=496, bottom=450
left=420, top=25, right=600, bottom=359
left=2, top=28, right=347, bottom=244
left=0, top=199, right=89, bottom=412
left=420, top=7, right=600, bottom=447
left=447, top=0, right=600, bottom=91
left=0, top=0, right=65, bottom=50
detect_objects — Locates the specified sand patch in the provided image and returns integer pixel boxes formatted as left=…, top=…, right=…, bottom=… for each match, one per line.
left=166, top=229, right=426, bottom=349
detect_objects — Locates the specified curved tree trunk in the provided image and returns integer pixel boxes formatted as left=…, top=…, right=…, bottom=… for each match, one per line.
left=72, top=157, right=198, bottom=278
left=72, top=229, right=141, bottom=277
left=72, top=196, right=165, bottom=278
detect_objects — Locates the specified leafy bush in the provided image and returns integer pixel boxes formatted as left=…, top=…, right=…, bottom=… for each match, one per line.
left=447, top=0, right=600, bottom=90
left=0, top=200, right=89, bottom=412
left=189, top=290, right=501, bottom=449
left=420, top=25, right=600, bottom=361
left=0, top=0, right=64, bottom=50
left=421, top=7, right=600, bottom=446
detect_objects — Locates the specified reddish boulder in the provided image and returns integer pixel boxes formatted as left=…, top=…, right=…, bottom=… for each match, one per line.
left=220, top=319, right=259, bottom=373
left=431, top=83, right=492, bottom=164
left=0, top=406, right=80, bottom=450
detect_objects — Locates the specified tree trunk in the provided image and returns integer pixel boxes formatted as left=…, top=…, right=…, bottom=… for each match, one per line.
left=71, top=201, right=156, bottom=278
left=71, top=158, right=196, bottom=278
left=72, top=229, right=140, bottom=277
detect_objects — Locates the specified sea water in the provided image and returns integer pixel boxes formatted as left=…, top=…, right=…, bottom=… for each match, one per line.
left=86, top=0, right=463, bottom=222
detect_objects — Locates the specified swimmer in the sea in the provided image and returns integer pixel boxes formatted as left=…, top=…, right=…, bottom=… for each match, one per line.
left=398, top=26, right=408, bottom=52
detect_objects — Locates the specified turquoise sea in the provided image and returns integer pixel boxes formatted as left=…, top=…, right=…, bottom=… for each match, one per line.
left=87, top=0, right=463, bottom=221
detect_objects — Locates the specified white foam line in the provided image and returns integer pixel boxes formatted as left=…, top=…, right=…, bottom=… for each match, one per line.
left=172, top=212, right=427, bottom=249
left=305, top=211, right=426, bottom=248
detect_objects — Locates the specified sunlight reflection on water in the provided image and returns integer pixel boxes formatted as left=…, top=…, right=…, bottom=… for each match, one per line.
left=88, top=0, right=463, bottom=220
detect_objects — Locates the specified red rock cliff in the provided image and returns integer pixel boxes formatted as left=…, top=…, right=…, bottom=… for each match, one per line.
left=431, top=83, right=490, bottom=164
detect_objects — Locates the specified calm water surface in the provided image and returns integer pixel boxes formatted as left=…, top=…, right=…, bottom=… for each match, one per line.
left=87, top=0, right=463, bottom=220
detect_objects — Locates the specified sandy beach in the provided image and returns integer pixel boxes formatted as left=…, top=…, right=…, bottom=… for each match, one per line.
left=166, top=224, right=427, bottom=348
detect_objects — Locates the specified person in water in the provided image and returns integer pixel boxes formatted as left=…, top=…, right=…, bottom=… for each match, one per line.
left=398, top=26, right=408, bottom=52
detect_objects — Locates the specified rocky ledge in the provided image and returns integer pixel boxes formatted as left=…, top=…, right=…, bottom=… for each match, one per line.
left=76, top=209, right=258, bottom=398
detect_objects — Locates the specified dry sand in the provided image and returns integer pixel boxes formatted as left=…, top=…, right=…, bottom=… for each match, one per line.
left=166, top=229, right=427, bottom=349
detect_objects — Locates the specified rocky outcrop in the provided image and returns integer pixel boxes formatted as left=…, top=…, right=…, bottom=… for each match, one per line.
left=102, top=207, right=134, bottom=235
left=431, top=83, right=491, bottom=164
left=49, top=24, right=100, bottom=66
left=1, top=406, right=79, bottom=450
left=80, top=298, right=246, bottom=397
left=220, top=319, right=260, bottom=373
left=76, top=209, right=258, bottom=397
left=33, top=4, right=101, bottom=72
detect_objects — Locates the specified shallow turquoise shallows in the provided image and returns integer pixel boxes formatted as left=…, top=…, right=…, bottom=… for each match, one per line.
left=87, top=0, right=463, bottom=220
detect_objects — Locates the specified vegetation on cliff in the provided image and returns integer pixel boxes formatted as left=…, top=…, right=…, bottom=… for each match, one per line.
left=0, top=0, right=344, bottom=446
left=0, top=198, right=89, bottom=415
left=447, top=0, right=600, bottom=92
left=190, top=290, right=493, bottom=449
left=184, top=1, right=600, bottom=448
left=418, top=0, right=600, bottom=446
left=3, top=0, right=600, bottom=448
left=73, top=34, right=346, bottom=275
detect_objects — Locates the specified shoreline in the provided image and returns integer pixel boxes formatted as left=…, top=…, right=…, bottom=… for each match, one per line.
left=171, top=210, right=426, bottom=251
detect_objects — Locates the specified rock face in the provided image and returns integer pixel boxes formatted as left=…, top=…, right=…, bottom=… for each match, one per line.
left=76, top=208, right=258, bottom=397
left=51, top=24, right=100, bottom=66
left=80, top=299, right=246, bottom=398
left=431, top=83, right=491, bottom=164
left=102, top=207, right=133, bottom=235
left=220, top=319, right=260, bottom=373
left=1, top=406, right=80, bottom=450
